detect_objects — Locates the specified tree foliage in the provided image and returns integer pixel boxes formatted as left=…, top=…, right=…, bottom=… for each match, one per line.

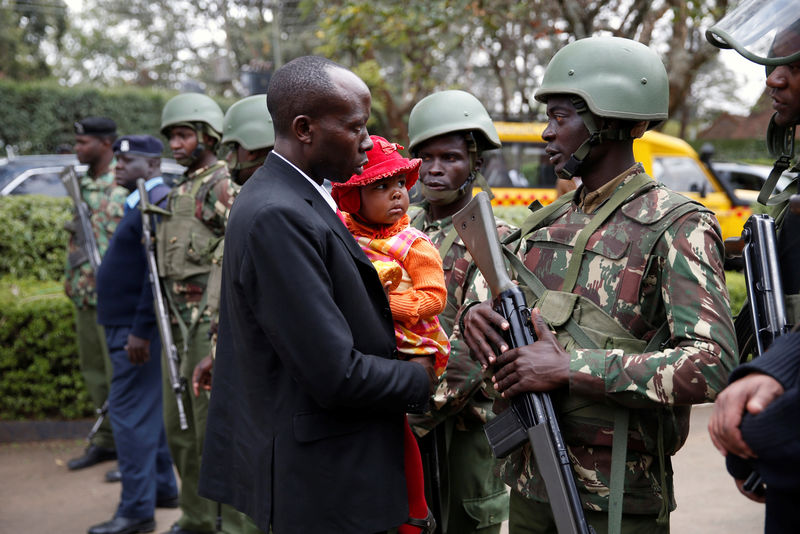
left=58, top=0, right=317, bottom=94
left=0, top=0, right=68, bottom=80
left=305, top=0, right=736, bottom=141
left=49, top=0, right=746, bottom=140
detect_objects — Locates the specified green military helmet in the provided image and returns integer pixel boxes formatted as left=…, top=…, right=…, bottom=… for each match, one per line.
left=160, top=92, right=224, bottom=137
left=407, top=90, right=501, bottom=154
left=221, top=95, right=275, bottom=151
left=534, top=36, right=668, bottom=124
left=706, top=0, right=800, bottom=67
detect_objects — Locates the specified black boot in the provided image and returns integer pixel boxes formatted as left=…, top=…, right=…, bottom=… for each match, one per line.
left=68, top=444, right=117, bottom=470
left=87, top=516, right=155, bottom=534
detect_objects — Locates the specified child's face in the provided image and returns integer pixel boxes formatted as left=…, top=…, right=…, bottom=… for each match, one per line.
left=358, top=174, right=409, bottom=226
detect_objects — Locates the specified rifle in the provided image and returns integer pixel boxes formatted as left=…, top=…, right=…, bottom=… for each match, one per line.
left=726, top=214, right=789, bottom=360
left=725, top=213, right=790, bottom=495
left=61, top=166, right=102, bottom=274
left=137, top=178, right=188, bottom=431
left=453, top=192, right=594, bottom=534
left=86, top=399, right=108, bottom=442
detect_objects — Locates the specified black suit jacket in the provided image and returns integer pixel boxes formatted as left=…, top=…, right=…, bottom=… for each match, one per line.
left=199, top=153, right=430, bottom=533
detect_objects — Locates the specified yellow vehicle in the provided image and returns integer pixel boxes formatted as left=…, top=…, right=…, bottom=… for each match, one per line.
left=484, top=121, right=751, bottom=241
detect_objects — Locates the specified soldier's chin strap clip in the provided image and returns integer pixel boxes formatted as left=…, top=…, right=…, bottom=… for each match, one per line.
left=558, top=97, right=632, bottom=180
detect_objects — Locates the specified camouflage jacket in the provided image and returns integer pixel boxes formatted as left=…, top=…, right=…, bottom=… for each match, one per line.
left=64, top=165, right=127, bottom=309
left=475, top=166, right=738, bottom=514
left=407, top=202, right=514, bottom=436
left=158, top=161, right=237, bottom=327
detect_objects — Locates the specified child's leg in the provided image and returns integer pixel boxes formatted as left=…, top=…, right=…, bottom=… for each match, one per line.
left=399, top=415, right=431, bottom=534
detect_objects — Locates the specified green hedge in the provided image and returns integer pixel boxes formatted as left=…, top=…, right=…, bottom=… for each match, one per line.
left=0, top=195, right=71, bottom=280
left=0, top=201, right=754, bottom=420
left=0, top=278, right=90, bottom=420
left=0, top=80, right=235, bottom=154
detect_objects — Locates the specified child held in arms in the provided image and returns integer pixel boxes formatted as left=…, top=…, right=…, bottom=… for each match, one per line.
left=332, top=135, right=449, bottom=533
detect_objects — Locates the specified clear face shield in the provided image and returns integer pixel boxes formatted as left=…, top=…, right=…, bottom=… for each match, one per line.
left=708, top=0, right=800, bottom=205
left=706, top=0, right=800, bottom=69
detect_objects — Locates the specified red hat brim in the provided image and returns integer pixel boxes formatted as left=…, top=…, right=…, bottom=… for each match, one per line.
left=331, top=158, right=420, bottom=213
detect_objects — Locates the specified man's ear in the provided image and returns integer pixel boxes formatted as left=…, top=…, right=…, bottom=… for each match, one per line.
left=473, top=155, right=484, bottom=174
left=292, top=115, right=313, bottom=145
left=629, top=121, right=648, bottom=139
left=202, top=132, right=217, bottom=149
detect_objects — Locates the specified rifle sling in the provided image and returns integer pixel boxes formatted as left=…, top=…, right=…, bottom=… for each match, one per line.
left=504, top=192, right=576, bottom=253
left=502, top=249, right=598, bottom=351
left=162, top=280, right=209, bottom=359
left=437, top=226, right=461, bottom=261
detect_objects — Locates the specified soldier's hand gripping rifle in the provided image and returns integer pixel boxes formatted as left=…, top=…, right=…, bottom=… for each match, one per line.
left=137, top=178, right=188, bottom=431
left=725, top=213, right=790, bottom=495
left=453, top=192, right=594, bottom=534
left=61, top=166, right=102, bottom=274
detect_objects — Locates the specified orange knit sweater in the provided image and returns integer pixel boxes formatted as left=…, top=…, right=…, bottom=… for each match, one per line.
left=345, top=214, right=447, bottom=326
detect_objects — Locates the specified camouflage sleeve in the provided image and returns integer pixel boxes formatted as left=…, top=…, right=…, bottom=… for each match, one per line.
left=94, top=185, right=127, bottom=256
left=412, top=268, right=494, bottom=434
left=198, top=170, right=238, bottom=235
left=569, top=211, right=739, bottom=406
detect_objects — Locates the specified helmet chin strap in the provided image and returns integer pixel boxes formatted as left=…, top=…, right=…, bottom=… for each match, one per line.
left=420, top=174, right=474, bottom=204
left=758, top=114, right=798, bottom=206
left=558, top=97, right=635, bottom=180
left=230, top=157, right=266, bottom=185
left=189, top=122, right=207, bottom=162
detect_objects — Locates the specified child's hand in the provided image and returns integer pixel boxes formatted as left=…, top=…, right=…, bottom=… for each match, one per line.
left=372, top=260, right=402, bottom=296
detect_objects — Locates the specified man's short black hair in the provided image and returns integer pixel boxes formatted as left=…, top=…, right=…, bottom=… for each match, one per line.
left=267, top=56, right=347, bottom=136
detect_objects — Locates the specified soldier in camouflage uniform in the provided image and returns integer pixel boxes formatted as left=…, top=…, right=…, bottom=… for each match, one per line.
left=157, top=93, right=238, bottom=534
left=66, top=117, right=126, bottom=472
left=405, top=90, right=510, bottom=534
left=460, top=37, right=738, bottom=533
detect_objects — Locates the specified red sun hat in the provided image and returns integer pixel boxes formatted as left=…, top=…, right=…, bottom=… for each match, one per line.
left=331, top=135, right=421, bottom=214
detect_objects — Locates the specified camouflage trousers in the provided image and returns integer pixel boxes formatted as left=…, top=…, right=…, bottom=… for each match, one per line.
left=75, top=306, right=115, bottom=450
left=162, top=325, right=264, bottom=534
left=421, top=417, right=508, bottom=533
left=508, top=490, right=669, bottom=534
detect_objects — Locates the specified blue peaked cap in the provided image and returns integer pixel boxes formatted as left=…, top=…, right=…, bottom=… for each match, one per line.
left=113, top=135, right=163, bottom=157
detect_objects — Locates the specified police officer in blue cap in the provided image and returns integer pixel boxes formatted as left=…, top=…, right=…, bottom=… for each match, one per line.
left=90, top=135, right=178, bottom=534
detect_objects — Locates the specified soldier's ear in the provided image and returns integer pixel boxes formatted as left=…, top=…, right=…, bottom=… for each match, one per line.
left=473, top=156, right=484, bottom=174
left=629, top=121, right=648, bottom=139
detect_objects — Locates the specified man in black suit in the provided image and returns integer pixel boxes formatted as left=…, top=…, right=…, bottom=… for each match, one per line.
left=199, top=56, right=435, bottom=533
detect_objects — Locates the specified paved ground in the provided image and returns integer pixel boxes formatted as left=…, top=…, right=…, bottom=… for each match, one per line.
left=0, top=404, right=764, bottom=533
